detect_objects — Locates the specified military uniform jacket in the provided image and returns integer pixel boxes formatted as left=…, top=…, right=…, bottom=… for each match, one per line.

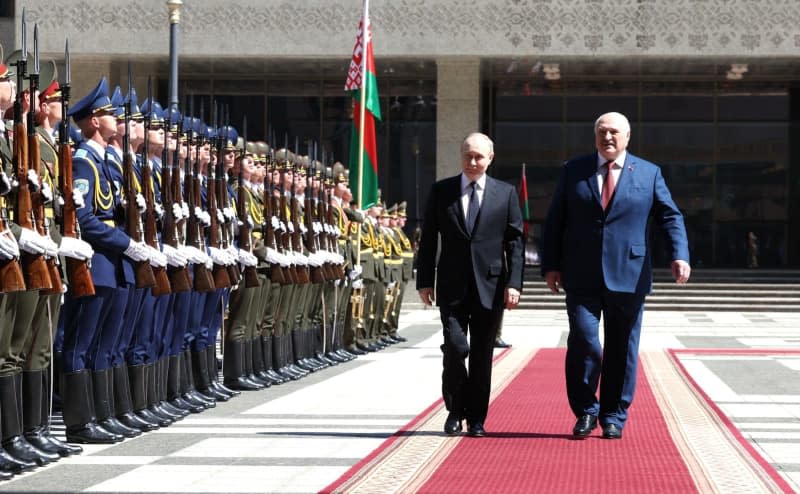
left=73, top=140, right=134, bottom=288
left=393, top=226, right=415, bottom=282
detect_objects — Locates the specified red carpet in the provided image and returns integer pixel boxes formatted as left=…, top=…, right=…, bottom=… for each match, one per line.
left=324, top=348, right=792, bottom=493
left=417, top=348, right=697, bottom=493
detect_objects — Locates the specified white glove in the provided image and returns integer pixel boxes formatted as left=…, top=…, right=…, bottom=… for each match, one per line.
left=162, top=243, right=188, bottom=267
left=58, top=236, right=94, bottom=260
left=182, top=245, right=209, bottom=265
left=0, top=233, right=20, bottom=259
left=265, top=247, right=281, bottom=265
left=271, top=216, right=280, bottom=229
left=0, top=171, right=10, bottom=195
left=226, top=245, right=238, bottom=265
left=279, top=220, right=287, bottom=232
left=349, top=265, right=363, bottom=280
left=351, top=279, right=363, bottom=289
left=147, top=245, right=167, bottom=268
left=278, top=251, right=291, bottom=268
left=198, top=210, right=211, bottom=227
left=172, top=203, right=183, bottom=220
left=136, top=193, right=146, bottom=213
left=27, top=169, right=41, bottom=192
left=73, top=188, right=86, bottom=209
left=43, top=236, right=59, bottom=258
left=18, top=228, right=49, bottom=255
left=41, top=182, right=54, bottom=204
left=181, top=202, right=190, bottom=219
left=208, top=246, right=228, bottom=265
left=387, top=281, right=397, bottom=290
left=223, top=207, right=235, bottom=222
left=237, top=249, right=258, bottom=267
left=123, top=240, right=150, bottom=262
left=155, top=203, right=165, bottom=220
left=287, top=221, right=295, bottom=233
left=216, top=209, right=225, bottom=224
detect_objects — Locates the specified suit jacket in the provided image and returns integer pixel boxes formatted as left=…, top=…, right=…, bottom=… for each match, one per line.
left=541, top=152, right=689, bottom=296
left=416, top=174, right=524, bottom=310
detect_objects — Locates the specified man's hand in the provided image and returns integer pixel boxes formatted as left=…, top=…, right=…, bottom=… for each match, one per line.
left=418, top=287, right=434, bottom=306
left=671, top=260, right=691, bottom=284
left=545, top=271, right=562, bottom=293
left=505, top=287, right=521, bottom=310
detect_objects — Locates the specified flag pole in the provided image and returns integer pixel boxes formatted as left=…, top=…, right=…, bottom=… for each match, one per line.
left=356, top=0, right=369, bottom=211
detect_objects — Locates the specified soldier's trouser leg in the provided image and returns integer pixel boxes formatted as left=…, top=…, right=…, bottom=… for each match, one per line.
left=88, top=284, right=131, bottom=372
left=186, top=291, right=208, bottom=353
left=111, top=287, right=145, bottom=371
left=59, top=287, right=114, bottom=373
left=223, top=287, right=261, bottom=390
left=199, top=289, right=224, bottom=353
left=3, top=291, right=37, bottom=378
left=127, top=289, right=158, bottom=366
left=24, top=293, right=61, bottom=372
left=390, top=281, right=407, bottom=334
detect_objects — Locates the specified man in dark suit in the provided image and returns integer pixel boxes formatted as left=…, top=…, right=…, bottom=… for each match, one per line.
left=542, top=112, right=691, bottom=440
left=417, top=132, right=524, bottom=437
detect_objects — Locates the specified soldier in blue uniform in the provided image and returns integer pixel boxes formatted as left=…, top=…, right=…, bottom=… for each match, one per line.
left=57, top=77, right=152, bottom=444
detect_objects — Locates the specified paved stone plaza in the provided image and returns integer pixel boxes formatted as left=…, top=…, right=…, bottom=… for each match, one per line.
left=0, top=307, right=797, bottom=493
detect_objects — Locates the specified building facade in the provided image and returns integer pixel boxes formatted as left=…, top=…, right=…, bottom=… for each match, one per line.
left=4, top=0, right=800, bottom=267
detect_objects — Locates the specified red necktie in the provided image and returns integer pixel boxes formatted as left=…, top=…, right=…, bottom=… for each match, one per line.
left=601, top=161, right=616, bottom=210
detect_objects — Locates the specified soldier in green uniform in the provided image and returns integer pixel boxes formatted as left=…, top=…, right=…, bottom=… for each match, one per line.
left=388, top=202, right=412, bottom=342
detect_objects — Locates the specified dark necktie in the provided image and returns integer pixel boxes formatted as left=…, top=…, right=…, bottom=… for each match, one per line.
left=466, top=181, right=479, bottom=233
left=601, top=161, right=617, bottom=210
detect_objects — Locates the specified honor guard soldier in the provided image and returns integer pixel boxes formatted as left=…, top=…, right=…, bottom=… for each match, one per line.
left=388, top=202, right=412, bottom=342
left=57, top=77, right=149, bottom=444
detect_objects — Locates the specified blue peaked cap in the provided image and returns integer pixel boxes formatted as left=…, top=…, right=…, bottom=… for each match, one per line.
left=68, top=77, right=115, bottom=121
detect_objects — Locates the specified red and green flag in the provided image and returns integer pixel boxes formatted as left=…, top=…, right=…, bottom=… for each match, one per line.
left=345, top=0, right=381, bottom=209
left=519, top=163, right=530, bottom=236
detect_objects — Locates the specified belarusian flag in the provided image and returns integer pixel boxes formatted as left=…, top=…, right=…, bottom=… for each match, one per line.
left=519, top=163, right=530, bottom=237
left=345, top=0, right=381, bottom=209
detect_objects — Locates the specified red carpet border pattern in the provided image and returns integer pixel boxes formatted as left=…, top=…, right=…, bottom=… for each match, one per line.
left=323, top=348, right=792, bottom=493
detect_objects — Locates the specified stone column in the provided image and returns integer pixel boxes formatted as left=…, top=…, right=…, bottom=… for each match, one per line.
left=436, top=58, right=480, bottom=180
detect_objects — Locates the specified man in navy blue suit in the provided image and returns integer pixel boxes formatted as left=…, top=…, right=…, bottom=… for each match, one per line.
left=542, top=112, right=691, bottom=439
left=417, top=133, right=524, bottom=437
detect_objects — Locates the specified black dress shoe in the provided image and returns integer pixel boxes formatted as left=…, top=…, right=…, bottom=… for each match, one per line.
left=493, top=338, right=511, bottom=348
left=467, top=423, right=486, bottom=437
left=572, top=414, right=598, bottom=437
left=602, top=423, right=623, bottom=439
left=444, top=413, right=462, bottom=435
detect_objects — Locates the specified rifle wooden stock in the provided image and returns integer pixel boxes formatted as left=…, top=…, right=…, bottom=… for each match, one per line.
left=141, top=161, right=172, bottom=296
left=290, top=197, right=309, bottom=285
left=236, top=179, right=260, bottom=288
left=161, top=152, right=191, bottom=292
left=29, top=131, right=64, bottom=295
left=58, top=99, right=95, bottom=297
left=15, top=120, right=52, bottom=291
left=263, top=188, right=285, bottom=285
left=207, top=164, right=231, bottom=289
left=0, top=212, right=25, bottom=292
left=216, top=169, right=240, bottom=286
left=124, top=152, right=155, bottom=289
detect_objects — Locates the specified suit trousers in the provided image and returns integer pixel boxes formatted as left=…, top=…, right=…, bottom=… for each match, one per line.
left=439, top=285, right=503, bottom=425
left=564, top=290, right=644, bottom=429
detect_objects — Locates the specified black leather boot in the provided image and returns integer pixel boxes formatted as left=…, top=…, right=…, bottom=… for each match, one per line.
left=0, top=373, right=58, bottom=466
left=167, top=355, right=203, bottom=414
left=144, top=362, right=176, bottom=425
left=61, top=370, right=121, bottom=444
left=129, top=364, right=166, bottom=428
left=193, top=348, right=228, bottom=401
left=93, top=369, right=141, bottom=439
left=262, top=336, right=285, bottom=385
left=181, top=350, right=215, bottom=408
left=113, top=365, right=157, bottom=433
left=224, top=341, right=263, bottom=391
left=25, top=369, right=83, bottom=457
left=207, top=345, right=238, bottom=397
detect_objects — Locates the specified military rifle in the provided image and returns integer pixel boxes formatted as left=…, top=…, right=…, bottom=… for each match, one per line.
left=57, top=39, right=94, bottom=297
left=218, top=106, right=241, bottom=285
left=14, top=17, right=52, bottom=291
left=205, top=102, right=230, bottom=289
left=161, top=105, right=191, bottom=292
left=236, top=116, right=259, bottom=288
left=263, top=148, right=285, bottom=285
left=184, top=98, right=215, bottom=292
left=290, top=138, right=309, bottom=285
left=142, top=77, right=171, bottom=296
left=123, top=63, right=155, bottom=289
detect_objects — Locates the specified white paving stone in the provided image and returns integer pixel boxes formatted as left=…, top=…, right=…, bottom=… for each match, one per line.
left=170, top=438, right=382, bottom=459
